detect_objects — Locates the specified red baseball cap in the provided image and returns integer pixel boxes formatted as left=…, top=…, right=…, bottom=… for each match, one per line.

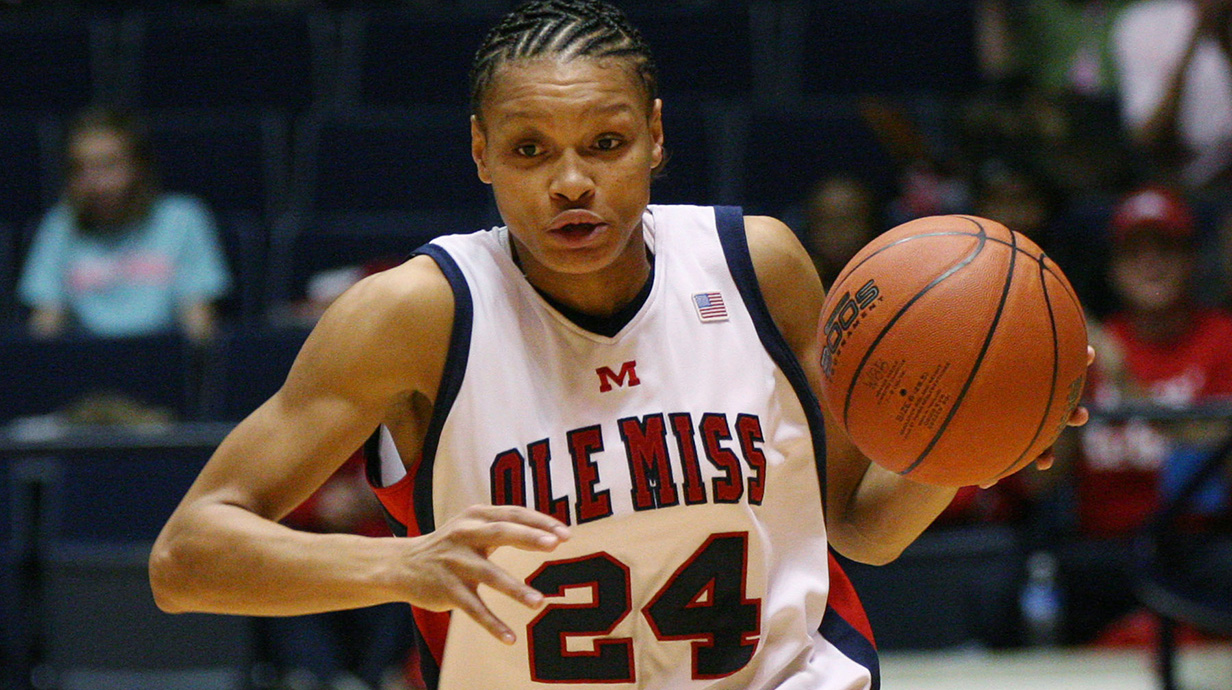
left=1110, top=186, right=1196, bottom=241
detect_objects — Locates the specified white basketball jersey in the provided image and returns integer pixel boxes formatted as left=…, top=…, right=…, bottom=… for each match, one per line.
left=373, top=205, right=878, bottom=690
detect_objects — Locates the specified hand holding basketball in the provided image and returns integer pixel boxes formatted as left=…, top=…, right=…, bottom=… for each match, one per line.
left=818, top=215, right=1089, bottom=487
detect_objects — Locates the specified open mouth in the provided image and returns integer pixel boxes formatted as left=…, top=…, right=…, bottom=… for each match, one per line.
left=555, top=222, right=598, bottom=239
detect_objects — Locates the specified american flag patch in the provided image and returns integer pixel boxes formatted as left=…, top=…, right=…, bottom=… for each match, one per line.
left=692, top=291, right=728, bottom=322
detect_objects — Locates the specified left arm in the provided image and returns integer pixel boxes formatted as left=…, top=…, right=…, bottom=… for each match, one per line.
left=745, top=215, right=960, bottom=565
left=745, top=215, right=1089, bottom=564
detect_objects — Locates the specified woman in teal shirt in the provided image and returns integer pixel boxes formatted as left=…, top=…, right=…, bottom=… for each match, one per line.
left=19, top=107, right=231, bottom=341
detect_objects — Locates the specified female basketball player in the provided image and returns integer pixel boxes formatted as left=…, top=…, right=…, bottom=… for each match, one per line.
left=150, top=2, right=1090, bottom=688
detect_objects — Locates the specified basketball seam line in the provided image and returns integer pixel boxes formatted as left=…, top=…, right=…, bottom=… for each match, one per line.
left=900, top=219, right=1016, bottom=477
left=994, top=253, right=1062, bottom=480
left=834, top=222, right=1080, bottom=318
left=840, top=217, right=987, bottom=435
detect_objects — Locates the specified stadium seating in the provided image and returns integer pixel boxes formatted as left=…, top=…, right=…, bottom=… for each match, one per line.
left=653, top=99, right=738, bottom=206
left=737, top=100, right=897, bottom=218
left=1133, top=427, right=1232, bottom=690
left=0, top=10, right=116, bottom=112
left=0, top=112, right=61, bottom=230
left=335, top=8, right=498, bottom=109
left=791, top=0, right=979, bottom=98
left=625, top=2, right=760, bottom=102
left=145, top=108, right=291, bottom=222
left=116, top=7, right=335, bottom=112
left=198, top=326, right=311, bottom=422
left=0, top=333, right=194, bottom=423
left=266, top=107, right=497, bottom=305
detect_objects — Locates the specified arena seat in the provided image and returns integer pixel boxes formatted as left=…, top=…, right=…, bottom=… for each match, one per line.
left=653, top=99, right=738, bottom=207
left=738, top=101, right=896, bottom=219
left=335, top=8, right=497, bottom=109
left=625, top=2, right=758, bottom=102
left=117, top=7, right=335, bottom=112
left=267, top=108, right=496, bottom=306
left=839, top=525, right=1022, bottom=650
left=1133, top=426, right=1232, bottom=690
left=0, top=333, right=194, bottom=424
left=291, top=107, right=489, bottom=216
left=198, top=326, right=311, bottom=423
left=0, top=112, right=61, bottom=230
left=43, top=542, right=252, bottom=690
left=792, top=0, right=979, bottom=98
left=145, top=108, right=291, bottom=222
left=0, top=10, right=115, bottom=112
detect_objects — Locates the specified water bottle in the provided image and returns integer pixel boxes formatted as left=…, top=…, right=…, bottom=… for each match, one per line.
left=1020, top=550, right=1062, bottom=647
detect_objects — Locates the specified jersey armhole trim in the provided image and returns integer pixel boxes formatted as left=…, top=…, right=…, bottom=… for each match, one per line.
left=713, top=206, right=829, bottom=504
left=409, top=242, right=474, bottom=534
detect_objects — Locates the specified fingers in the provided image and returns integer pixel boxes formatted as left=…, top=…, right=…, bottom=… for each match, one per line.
left=1067, top=405, right=1090, bottom=427
left=451, top=581, right=520, bottom=645
left=1087, top=345, right=1096, bottom=366
left=411, top=505, right=568, bottom=644
left=463, top=504, right=572, bottom=543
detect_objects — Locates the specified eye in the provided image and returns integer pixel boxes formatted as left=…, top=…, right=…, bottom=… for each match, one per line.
left=594, top=135, right=625, bottom=152
left=515, top=142, right=542, bottom=158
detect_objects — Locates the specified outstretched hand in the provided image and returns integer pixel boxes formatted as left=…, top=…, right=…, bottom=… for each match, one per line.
left=979, top=345, right=1095, bottom=488
left=395, top=504, right=570, bottom=644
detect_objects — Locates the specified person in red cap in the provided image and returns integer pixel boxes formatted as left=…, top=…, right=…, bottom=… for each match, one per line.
left=1039, top=185, right=1232, bottom=644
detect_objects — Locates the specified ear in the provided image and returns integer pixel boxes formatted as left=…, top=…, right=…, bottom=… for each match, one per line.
left=471, top=115, right=492, bottom=185
left=649, top=98, right=664, bottom=170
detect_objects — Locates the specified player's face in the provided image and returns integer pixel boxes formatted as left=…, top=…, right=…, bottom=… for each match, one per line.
left=471, top=57, right=663, bottom=279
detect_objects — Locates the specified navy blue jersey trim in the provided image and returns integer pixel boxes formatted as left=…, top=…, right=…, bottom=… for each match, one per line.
left=819, top=606, right=881, bottom=689
left=410, top=243, right=474, bottom=534
left=713, top=206, right=829, bottom=504
left=417, top=626, right=443, bottom=690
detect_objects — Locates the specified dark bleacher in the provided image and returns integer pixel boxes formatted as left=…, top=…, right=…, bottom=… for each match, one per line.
left=0, top=112, right=61, bottom=231
left=116, top=7, right=335, bottom=113
left=0, top=10, right=115, bottom=113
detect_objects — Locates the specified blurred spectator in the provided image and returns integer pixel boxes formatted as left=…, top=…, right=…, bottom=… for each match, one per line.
left=259, top=448, right=416, bottom=690
left=971, top=158, right=1063, bottom=244
left=278, top=255, right=403, bottom=328
left=971, top=1, right=1134, bottom=197
left=1047, top=185, right=1232, bottom=644
left=978, top=0, right=1128, bottom=98
left=884, top=159, right=971, bottom=227
left=800, top=174, right=881, bottom=289
left=1111, top=0, right=1232, bottom=190
left=17, top=106, right=231, bottom=342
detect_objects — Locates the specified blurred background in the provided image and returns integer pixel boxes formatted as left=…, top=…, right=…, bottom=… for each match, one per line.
left=2, top=0, right=1232, bottom=688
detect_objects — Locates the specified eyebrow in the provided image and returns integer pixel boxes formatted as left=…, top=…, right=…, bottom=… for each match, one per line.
left=496, top=101, right=640, bottom=126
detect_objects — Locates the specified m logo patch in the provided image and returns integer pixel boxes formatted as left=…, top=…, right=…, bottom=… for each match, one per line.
left=597, top=360, right=640, bottom=392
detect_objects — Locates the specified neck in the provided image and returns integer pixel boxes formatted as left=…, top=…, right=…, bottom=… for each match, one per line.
left=513, top=231, right=652, bottom=318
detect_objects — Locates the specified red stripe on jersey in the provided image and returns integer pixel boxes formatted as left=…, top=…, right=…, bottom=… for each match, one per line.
left=371, top=469, right=416, bottom=531
left=827, top=550, right=876, bottom=647
left=369, top=454, right=452, bottom=667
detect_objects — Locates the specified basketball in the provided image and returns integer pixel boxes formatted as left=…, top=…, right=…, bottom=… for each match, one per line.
left=817, top=214, right=1088, bottom=487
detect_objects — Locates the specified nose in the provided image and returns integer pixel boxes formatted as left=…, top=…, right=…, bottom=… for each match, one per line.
left=549, top=149, right=595, bottom=204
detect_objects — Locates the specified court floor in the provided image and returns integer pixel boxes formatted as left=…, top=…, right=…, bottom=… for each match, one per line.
left=880, top=645, right=1232, bottom=690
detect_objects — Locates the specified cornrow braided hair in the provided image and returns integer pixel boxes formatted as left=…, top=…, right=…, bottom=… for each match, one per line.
left=469, top=0, right=658, bottom=117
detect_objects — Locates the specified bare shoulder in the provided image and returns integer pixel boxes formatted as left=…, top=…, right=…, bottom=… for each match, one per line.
left=743, top=215, right=825, bottom=351
left=286, top=254, right=455, bottom=402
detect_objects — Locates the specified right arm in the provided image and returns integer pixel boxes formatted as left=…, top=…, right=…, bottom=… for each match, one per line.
left=149, top=256, right=569, bottom=643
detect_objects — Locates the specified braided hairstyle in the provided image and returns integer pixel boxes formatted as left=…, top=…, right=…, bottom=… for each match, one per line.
left=469, top=0, right=658, bottom=119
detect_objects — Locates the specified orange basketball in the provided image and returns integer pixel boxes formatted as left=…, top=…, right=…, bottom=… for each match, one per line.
left=818, top=215, right=1088, bottom=487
